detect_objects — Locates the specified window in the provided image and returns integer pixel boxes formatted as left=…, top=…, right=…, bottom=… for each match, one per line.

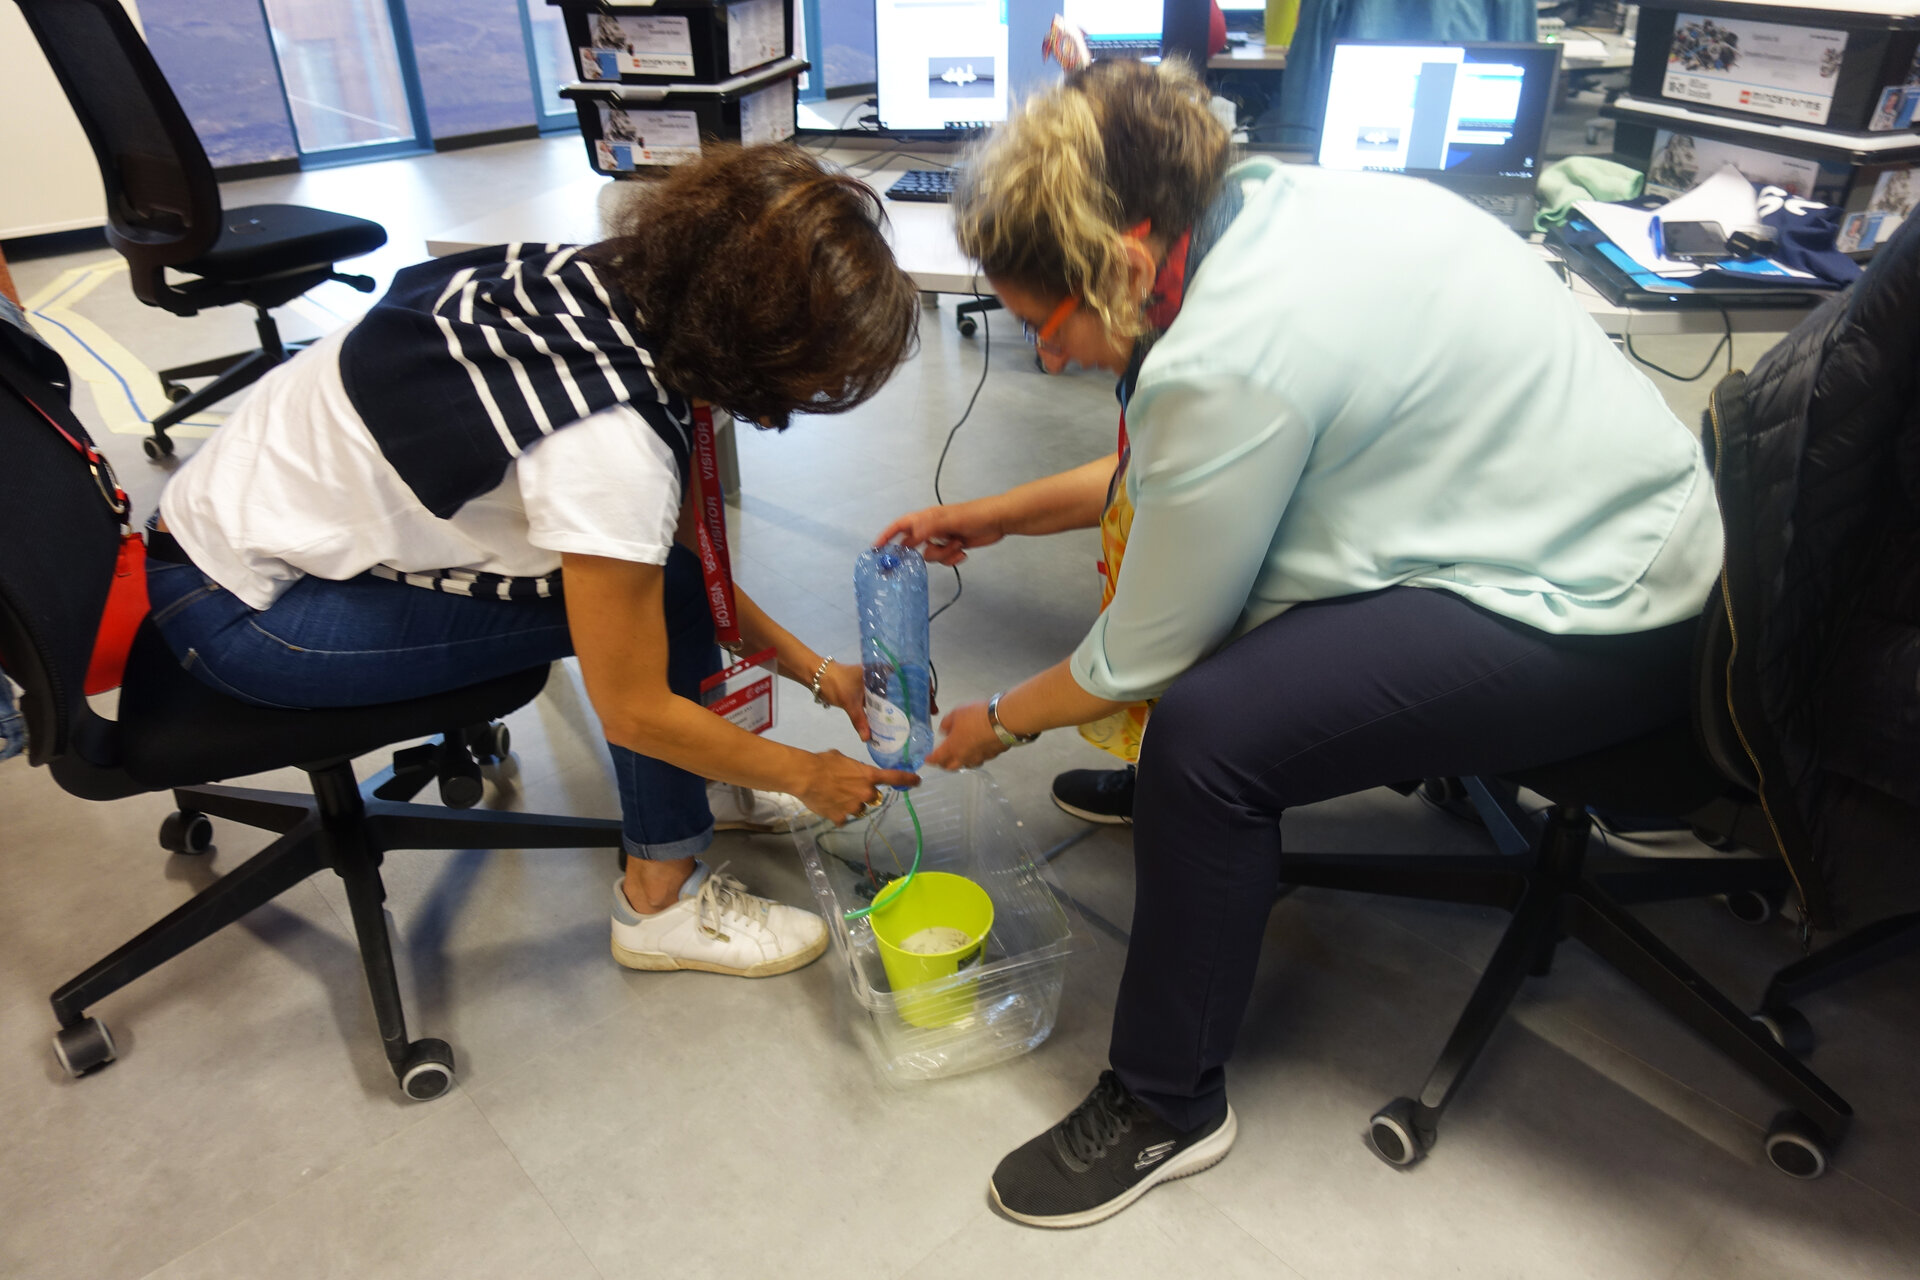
left=259, top=0, right=427, bottom=157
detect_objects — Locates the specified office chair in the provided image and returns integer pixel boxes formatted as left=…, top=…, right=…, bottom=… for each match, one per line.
left=0, top=332, right=624, bottom=1100
left=1270, top=231, right=1920, bottom=1182
left=14, top=0, right=388, bottom=460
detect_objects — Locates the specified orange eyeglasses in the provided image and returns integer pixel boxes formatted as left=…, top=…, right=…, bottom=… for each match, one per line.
left=1019, top=221, right=1153, bottom=353
left=1022, top=295, right=1081, bottom=350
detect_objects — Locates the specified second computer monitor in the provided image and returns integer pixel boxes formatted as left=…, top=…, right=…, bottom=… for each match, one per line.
left=1316, top=41, right=1561, bottom=182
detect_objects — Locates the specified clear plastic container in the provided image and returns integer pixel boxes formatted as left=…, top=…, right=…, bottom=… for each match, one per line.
left=791, top=768, right=1080, bottom=1081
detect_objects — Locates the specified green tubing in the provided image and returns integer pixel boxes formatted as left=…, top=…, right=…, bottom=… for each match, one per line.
left=843, top=788, right=924, bottom=921
left=844, top=636, right=925, bottom=921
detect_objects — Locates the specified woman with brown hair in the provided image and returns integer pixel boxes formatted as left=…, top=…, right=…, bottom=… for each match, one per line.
left=147, top=144, right=922, bottom=979
left=881, top=59, right=1724, bottom=1224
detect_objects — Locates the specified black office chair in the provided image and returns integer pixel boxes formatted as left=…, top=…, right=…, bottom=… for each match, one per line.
left=1270, top=224, right=1920, bottom=1182
left=14, top=0, right=389, bottom=460
left=0, top=327, right=623, bottom=1100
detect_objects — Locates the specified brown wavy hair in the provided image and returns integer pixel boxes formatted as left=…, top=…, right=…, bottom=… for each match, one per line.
left=589, top=144, right=920, bottom=428
left=955, top=58, right=1231, bottom=338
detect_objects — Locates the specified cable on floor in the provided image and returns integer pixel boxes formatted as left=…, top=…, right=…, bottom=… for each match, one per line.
left=927, top=284, right=990, bottom=628
left=1624, top=308, right=1734, bottom=382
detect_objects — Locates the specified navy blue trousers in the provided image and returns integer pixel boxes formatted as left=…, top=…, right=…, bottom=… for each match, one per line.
left=1111, top=586, right=1697, bottom=1129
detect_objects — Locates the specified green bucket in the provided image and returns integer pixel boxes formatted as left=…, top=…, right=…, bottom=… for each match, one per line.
left=869, top=871, right=996, bottom=1028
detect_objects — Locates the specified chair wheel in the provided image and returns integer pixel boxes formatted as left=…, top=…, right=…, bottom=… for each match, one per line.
left=1720, top=889, right=1780, bottom=924
left=162, top=381, right=191, bottom=403
left=469, top=721, right=511, bottom=764
left=437, top=761, right=484, bottom=809
left=1753, top=1005, right=1815, bottom=1057
left=53, top=1018, right=117, bottom=1077
left=956, top=315, right=977, bottom=337
left=1764, top=1110, right=1830, bottom=1179
left=159, top=809, right=214, bottom=855
left=142, top=434, right=175, bottom=460
left=398, top=1038, right=455, bottom=1100
left=1366, top=1096, right=1430, bottom=1168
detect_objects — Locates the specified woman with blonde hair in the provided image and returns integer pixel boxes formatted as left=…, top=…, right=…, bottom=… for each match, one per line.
left=880, top=60, right=1723, bottom=1225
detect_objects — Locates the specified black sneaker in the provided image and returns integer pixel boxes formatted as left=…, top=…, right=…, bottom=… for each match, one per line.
left=1050, top=766, right=1136, bottom=825
left=988, top=1071, right=1237, bottom=1228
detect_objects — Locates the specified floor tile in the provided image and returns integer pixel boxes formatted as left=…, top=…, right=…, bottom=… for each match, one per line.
left=1189, top=902, right=1731, bottom=1280
left=139, top=1095, right=599, bottom=1280
left=899, top=1191, right=1303, bottom=1280
left=1669, top=1173, right=1920, bottom=1280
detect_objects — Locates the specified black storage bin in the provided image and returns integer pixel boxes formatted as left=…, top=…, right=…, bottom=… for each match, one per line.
left=1608, top=94, right=1920, bottom=250
left=1628, top=1, right=1920, bottom=132
left=562, top=56, right=805, bottom=176
left=552, top=0, right=793, bottom=86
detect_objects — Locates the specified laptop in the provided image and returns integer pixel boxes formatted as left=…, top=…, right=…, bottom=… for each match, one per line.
left=1547, top=215, right=1827, bottom=311
left=1315, top=41, right=1563, bottom=233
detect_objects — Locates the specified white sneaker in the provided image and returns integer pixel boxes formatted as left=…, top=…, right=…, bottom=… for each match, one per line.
left=707, top=782, right=814, bottom=834
left=610, top=863, right=829, bottom=978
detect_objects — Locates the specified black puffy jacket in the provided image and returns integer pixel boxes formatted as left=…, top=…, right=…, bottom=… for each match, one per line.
left=1704, top=212, right=1920, bottom=930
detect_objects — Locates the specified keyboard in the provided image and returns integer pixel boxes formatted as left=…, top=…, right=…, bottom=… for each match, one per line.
left=886, top=168, right=957, bottom=203
left=1089, top=40, right=1163, bottom=60
left=1464, top=192, right=1521, bottom=218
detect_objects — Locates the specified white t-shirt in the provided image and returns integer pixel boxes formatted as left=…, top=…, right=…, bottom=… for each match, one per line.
left=160, top=325, right=684, bottom=611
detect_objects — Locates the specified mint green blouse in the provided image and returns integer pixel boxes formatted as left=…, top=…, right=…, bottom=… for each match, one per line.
left=1070, top=159, right=1724, bottom=704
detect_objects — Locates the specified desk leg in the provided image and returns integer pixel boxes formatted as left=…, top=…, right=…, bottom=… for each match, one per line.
left=920, top=291, right=940, bottom=309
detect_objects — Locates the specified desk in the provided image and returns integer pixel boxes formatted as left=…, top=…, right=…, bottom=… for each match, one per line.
left=1566, top=272, right=1814, bottom=338
left=426, top=173, right=984, bottom=295
left=1208, top=44, right=1288, bottom=70
left=1555, top=29, right=1636, bottom=77
left=425, top=171, right=1811, bottom=342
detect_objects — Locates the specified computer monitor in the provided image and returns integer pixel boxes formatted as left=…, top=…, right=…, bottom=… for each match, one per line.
left=1315, top=41, right=1560, bottom=182
left=1063, top=0, right=1163, bottom=61
left=873, top=0, right=1064, bottom=135
left=1216, top=0, right=1267, bottom=34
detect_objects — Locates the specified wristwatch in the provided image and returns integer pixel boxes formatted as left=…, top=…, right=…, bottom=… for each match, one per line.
left=809, top=655, right=835, bottom=706
left=987, top=692, right=1040, bottom=748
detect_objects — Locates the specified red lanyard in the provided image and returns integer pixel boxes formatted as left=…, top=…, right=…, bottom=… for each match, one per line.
left=689, top=404, right=741, bottom=649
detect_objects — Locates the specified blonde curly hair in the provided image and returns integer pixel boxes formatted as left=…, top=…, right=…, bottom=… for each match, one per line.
left=954, top=58, right=1231, bottom=338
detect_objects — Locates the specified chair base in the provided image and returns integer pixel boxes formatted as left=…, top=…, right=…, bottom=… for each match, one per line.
left=1756, top=909, right=1920, bottom=1056
left=1280, top=791, right=1853, bottom=1177
left=49, top=735, right=623, bottom=1097
left=144, top=306, right=315, bottom=458
left=955, top=295, right=1002, bottom=337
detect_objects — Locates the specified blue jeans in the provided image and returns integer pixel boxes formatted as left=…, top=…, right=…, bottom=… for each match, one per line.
left=145, top=545, right=722, bottom=860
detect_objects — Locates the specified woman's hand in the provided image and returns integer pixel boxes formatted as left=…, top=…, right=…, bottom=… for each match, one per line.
left=926, top=700, right=1010, bottom=771
left=814, top=658, right=871, bottom=740
left=798, top=751, right=920, bottom=825
left=876, top=500, right=1005, bottom=566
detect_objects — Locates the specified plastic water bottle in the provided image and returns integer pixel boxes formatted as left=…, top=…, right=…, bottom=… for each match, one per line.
left=855, top=544, right=933, bottom=771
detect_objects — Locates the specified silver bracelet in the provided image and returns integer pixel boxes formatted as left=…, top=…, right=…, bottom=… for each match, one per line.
left=809, top=655, right=835, bottom=706
left=987, top=691, right=1040, bottom=748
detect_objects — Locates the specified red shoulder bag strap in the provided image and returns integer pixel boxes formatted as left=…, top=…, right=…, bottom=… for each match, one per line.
left=12, top=386, right=149, bottom=694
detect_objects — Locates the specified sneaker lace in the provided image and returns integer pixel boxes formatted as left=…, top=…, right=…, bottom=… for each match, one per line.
left=1060, top=1071, right=1135, bottom=1163
left=694, top=863, right=771, bottom=938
